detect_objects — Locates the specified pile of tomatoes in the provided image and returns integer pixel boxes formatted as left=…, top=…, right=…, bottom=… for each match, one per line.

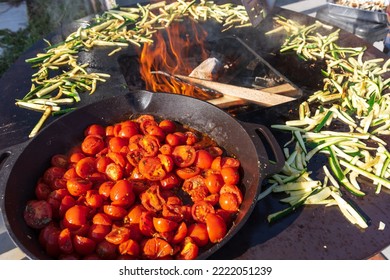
left=23, top=114, right=243, bottom=259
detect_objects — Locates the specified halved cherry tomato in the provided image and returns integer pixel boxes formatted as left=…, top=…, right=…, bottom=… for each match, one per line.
left=98, top=181, right=114, bottom=199
left=205, top=173, right=224, bottom=194
left=35, top=182, right=51, bottom=200
left=221, top=167, right=240, bottom=185
left=108, top=137, right=128, bottom=153
left=105, top=163, right=124, bottom=181
left=103, top=205, right=127, bottom=220
left=119, top=239, right=140, bottom=256
left=143, top=237, right=173, bottom=259
left=205, top=213, right=227, bottom=243
left=69, top=152, right=86, bottom=163
left=43, top=166, right=66, bottom=187
left=126, top=204, right=146, bottom=224
left=118, top=125, right=139, bottom=139
left=160, top=173, right=181, bottom=190
left=138, top=157, right=166, bottom=181
left=140, top=185, right=166, bottom=212
left=51, top=154, right=69, bottom=169
left=85, top=190, right=104, bottom=208
left=110, top=179, right=135, bottom=207
left=194, top=149, right=213, bottom=169
left=139, top=211, right=155, bottom=237
left=182, top=175, right=209, bottom=202
left=159, top=144, right=173, bottom=155
left=92, top=212, right=112, bottom=226
left=75, top=157, right=96, bottom=178
left=172, top=145, right=196, bottom=168
left=96, top=240, right=118, bottom=259
left=153, top=217, right=178, bottom=233
left=66, top=177, right=92, bottom=196
left=159, top=119, right=176, bottom=134
left=176, top=166, right=201, bottom=180
left=89, top=224, right=111, bottom=242
left=81, top=135, right=105, bottom=155
left=73, top=235, right=96, bottom=256
left=177, top=236, right=199, bottom=260
left=64, top=205, right=89, bottom=230
left=84, top=124, right=106, bottom=137
left=187, top=223, right=209, bottom=247
left=107, top=152, right=126, bottom=168
left=171, top=221, right=187, bottom=244
left=145, top=125, right=165, bottom=141
left=139, top=135, right=160, bottom=157
left=219, top=185, right=243, bottom=212
left=165, top=133, right=185, bottom=147
left=158, top=154, right=174, bottom=172
left=58, top=228, right=73, bottom=254
left=191, top=201, right=215, bottom=223
left=105, top=226, right=131, bottom=245
left=185, top=131, right=199, bottom=145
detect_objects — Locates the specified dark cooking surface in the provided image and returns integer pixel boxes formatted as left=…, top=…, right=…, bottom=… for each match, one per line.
left=1, top=6, right=389, bottom=259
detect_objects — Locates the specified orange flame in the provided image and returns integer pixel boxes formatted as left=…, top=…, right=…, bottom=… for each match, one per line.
left=139, top=21, right=221, bottom=100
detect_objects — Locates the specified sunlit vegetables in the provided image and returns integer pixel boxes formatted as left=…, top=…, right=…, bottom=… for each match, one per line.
left=18, top=1, right=250, bottom=138
left=262, top=16, right=390, bottom=229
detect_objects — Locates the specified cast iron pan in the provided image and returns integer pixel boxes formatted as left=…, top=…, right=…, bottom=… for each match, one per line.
left=0, top=90, right=284, bottom=260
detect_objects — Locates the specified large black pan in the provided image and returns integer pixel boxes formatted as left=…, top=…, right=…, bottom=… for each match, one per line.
left=0, top=90, right=284, bottom=259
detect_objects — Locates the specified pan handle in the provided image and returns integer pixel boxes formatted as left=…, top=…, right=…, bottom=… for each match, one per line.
left=240, top=121, right=285, bottom=177
left=0, top=142, right=29, bottom=196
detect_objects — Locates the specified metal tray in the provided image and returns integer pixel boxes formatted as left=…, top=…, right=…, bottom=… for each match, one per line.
left=327, top=0, right=387, bottom=23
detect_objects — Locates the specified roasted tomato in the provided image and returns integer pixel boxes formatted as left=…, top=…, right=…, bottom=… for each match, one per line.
left=205, top=213, right=227, bottom=243
left=23, top=200, right=53, bottom=229
left=24, top=114, right=243, bottom=260
left=172, top=145, right=196, bottom=167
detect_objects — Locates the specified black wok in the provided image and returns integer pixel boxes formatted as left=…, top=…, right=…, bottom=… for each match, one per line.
left=0, top=90, right=284, bottom=259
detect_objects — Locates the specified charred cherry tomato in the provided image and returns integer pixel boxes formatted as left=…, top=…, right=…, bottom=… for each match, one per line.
left=24, top=200, right=53, bottom=229
left=176, top=166, right=201, bottom=180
